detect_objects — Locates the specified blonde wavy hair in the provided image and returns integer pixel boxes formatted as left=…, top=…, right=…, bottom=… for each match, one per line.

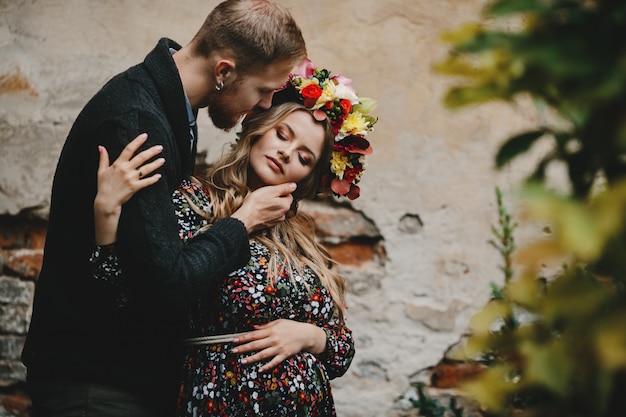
left=188, top=102, right=347, bottom=321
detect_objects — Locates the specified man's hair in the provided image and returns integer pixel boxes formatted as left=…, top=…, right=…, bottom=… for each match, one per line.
left=191, top=0, right=307, bottom=74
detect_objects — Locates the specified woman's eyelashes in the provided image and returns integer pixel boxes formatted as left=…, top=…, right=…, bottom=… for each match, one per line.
left=276, top=127, right=312, bottom=166
left=299, top=154, right=312, bottom=166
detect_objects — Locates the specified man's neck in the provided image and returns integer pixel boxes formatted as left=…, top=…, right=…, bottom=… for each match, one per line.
left=173, top=46, right=212, bottom=110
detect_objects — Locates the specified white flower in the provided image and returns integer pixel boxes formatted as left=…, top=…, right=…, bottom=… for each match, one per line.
left=334, top=82, right=359, bottom=104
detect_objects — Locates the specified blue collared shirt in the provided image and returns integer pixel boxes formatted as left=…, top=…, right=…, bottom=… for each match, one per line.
left=170, top=47, right=196, bottom=152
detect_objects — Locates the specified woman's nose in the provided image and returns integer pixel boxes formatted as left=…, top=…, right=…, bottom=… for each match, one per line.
left=277, top=149, right=290, bottom=162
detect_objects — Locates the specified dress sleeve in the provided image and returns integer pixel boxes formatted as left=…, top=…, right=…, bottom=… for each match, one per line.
left=316, top=319, right=355, bottom=379
left=89, top=243, right=131, bottom=308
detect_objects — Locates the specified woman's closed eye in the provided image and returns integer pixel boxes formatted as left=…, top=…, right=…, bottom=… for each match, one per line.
left=298, top=153, right=313, bottom=166
left=276, top=125, right=290, bottom=141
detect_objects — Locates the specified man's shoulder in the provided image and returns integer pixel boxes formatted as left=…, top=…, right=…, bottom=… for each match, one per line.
left=80, top=64, right=160, bottom=118
left=88, top=39, right=182, bottom=116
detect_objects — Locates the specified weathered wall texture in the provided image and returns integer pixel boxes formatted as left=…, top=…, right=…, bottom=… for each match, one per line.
left=0, top=0, right=552, bottom=416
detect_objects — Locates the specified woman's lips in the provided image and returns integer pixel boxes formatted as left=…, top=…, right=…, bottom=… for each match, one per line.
left=266, top=156, right=283, bottom=174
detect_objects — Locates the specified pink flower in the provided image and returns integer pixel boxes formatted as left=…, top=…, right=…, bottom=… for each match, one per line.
left=330, top=178, right=351, bottom=196
left=333, top=74, right=355, bottom=93
left=295, top=58, right=316, bottom=78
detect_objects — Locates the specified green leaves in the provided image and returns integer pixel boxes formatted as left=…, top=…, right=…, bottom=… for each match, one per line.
left=484, top=0, right=549, bottom=18
left=495, top=130, right=547, bottom=168
left=431, top=1, right=626, bottom=415
left=437, top=0, right=626, bottom=197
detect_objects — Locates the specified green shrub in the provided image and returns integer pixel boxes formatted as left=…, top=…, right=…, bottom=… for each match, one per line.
left=435, top=0, right=626, bottom=416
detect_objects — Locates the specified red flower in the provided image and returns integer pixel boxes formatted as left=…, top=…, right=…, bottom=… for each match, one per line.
left=301, top=84, right=322, bottom=108
left=335, top=136, right=373, bottom=155
left=339, top=99, right=352, bottom=115
left=301, top=84, right=322, bottom=99
left=343, top=165, right=363, bottom=182
left=347, top=184, right=361, bottom=200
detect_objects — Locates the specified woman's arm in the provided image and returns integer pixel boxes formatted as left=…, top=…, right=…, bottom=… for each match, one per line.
left=94, top=133, right=164, bottom=244
left=91, top=133, right=165, bottom=307
left=316, top=319, right=355, bottom=379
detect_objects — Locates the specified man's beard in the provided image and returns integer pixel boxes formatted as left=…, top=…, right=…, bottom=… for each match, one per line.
left=207, top=88, right=243, bottom=131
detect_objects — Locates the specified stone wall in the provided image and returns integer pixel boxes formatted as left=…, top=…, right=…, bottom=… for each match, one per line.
left=0, top=1, right=553, bottom=416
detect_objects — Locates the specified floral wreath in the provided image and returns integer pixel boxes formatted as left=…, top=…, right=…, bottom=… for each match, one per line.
left=272, top=59, right=378, bottom=200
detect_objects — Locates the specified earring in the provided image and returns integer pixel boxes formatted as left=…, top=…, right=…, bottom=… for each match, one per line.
left=215, top=81, right=224, bottom=92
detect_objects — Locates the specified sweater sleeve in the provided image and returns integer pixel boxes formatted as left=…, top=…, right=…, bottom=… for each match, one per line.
left=96, top=109, right=251, bottom=316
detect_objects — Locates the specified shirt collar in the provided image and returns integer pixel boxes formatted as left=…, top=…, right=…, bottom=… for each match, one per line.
left=170, top=47, right=196, bottom=127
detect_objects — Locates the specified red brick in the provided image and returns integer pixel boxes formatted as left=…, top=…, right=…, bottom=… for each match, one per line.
left=0, top=390, right=31, bottom=417
left=4, top=249, right=43, bottom=281
left=326, top=242, right=377, bottom=266
left=430, top=362, right=486, bottom=389
left=0, top=218, right=47, bottom=250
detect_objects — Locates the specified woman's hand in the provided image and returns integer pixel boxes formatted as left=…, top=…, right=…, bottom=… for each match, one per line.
left=232, top=319, right=327, bottom=372
left=94, top=133, right=165, bottom=245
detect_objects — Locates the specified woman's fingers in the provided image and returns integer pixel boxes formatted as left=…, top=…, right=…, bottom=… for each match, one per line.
left=232, top=331, right=270, bottom=354
left=99, top=132, right=164, bottom=181
left=119, top=133, right=148, bottom=160
left=259, top=355, right=286, bottom=373
left=116, top=133, right=164, bottom=170
left=137, top=158, right=165, bottom=182
left=131, top=144, right=164, bottom=169
left=97, top=145, right=111, bottom=176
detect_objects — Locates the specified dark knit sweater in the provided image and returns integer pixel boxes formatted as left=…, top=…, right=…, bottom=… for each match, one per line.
left=21, top=38, right=250, bottom=407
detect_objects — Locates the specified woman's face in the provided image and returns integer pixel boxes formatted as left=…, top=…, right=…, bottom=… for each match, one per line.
left=248, top=110, right=325, bottom=189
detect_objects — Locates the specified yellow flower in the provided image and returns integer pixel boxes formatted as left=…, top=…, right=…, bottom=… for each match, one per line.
left=330, top=151, right=352, bottom=179
left=340, top=111, right=370, bottom=138
left=295, top=78, right=319, bottom=94
left=316, top=81, right=337, bottom=107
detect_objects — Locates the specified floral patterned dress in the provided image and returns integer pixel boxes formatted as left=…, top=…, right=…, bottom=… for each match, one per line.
left=90, top=178, right=355, bottom=417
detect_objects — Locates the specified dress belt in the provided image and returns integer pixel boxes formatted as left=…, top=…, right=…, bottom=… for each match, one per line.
left=181, top=332, right=248, bottom=346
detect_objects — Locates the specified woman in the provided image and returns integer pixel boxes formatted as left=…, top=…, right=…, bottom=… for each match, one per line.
left=93, top=102, right=355, bottom=416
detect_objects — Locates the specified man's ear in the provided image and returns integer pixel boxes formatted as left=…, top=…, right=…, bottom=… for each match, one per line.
left=215, top=59, right=236, bottom=85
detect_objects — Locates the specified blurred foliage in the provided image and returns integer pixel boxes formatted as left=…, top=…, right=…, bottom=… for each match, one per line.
left=410, top=382, right=468, bottom=417
left=436, top=0, right=626, bottom=199
left=434, top=0, right=626, bottom=416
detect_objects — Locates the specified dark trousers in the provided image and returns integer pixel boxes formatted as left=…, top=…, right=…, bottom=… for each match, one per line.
left=27, top=378, right=173, bottom=417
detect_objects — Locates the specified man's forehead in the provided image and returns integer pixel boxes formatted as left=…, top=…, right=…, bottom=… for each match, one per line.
left=255, top=62, right=293, bottom=85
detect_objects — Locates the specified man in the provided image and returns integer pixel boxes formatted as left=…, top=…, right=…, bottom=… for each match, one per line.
left=21, top=1, right=307, bottom=416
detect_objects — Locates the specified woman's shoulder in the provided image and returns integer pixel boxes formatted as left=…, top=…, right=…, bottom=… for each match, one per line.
left=179, top=176, right=207, bottom=192
left=174, top=176, right=215, bottom=218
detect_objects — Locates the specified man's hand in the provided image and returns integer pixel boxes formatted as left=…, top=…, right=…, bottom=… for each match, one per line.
left=232, top=183, right=297, bottom=233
